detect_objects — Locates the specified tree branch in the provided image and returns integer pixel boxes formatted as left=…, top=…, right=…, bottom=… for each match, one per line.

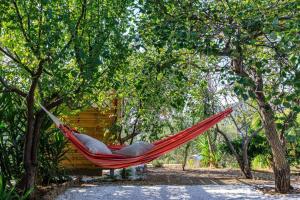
left=0, top=45, right=34, bottom=75
left=28, top=60, right=45, bottom=98
left=12, top=0, right=38, bottom=57
left=0, top=46, right=21, bottom=64
left=13, top=51, right=34, bottom=75
left=51, top=0, right=87, bottom=64
left=45, top=98, right=63, bottom=111
left=0, top=76, right=27, bottom=97
left=216, top=125, right=240, bottom=159
left=36, top=97, right=63, bottom=117
left=249, top=126, right=263, bottom=141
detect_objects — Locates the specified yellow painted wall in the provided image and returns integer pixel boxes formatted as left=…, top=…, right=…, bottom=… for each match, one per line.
left=60, top=101, right=118, bottom=170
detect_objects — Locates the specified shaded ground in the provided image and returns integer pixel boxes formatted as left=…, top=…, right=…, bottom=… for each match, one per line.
left=39, top=167, right=300, bottom=199
left=141, top=168, right=274, bottom=185
left=88, top=167, right=300, bottom=186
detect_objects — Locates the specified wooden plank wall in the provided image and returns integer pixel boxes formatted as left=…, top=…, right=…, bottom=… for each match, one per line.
left=60, top=103, right=118, bottom=170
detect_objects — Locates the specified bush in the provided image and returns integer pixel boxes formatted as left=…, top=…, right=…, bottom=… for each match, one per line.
left=152, top=160, right=163, bottom=168
left=0, top=95, right=26, bottom=181
left=218, top=154, right=239, bottom=168
left=0, top=93, right=68, bottom=186
left=196, top=135, right=221, bottom=167
left=219, top=134, right=272, bottom=166
left=251, top=154, right=271, bottom=169
left=38, top=128, right=69, bottom=184
left=286, top=127, right=300, bottom=166
left=0, top=175, right=31, bottom=200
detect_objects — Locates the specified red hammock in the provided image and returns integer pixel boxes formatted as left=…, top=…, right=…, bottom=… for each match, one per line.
left=42, top=106, right=232, bottom=169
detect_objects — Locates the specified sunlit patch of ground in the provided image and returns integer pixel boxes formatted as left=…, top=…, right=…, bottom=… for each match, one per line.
left=56, top=185, right=300, bottom=200
left=39, top=167, right=300, bottom=199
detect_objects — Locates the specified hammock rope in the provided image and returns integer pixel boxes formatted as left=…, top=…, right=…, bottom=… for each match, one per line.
left=42, top=105, right=233, bottom=169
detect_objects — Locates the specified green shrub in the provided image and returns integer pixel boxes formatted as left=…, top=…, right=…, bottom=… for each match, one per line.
left=218, top=154, right=239, bottom=168
left=0, top=95, right=26, bottom=181
left=0, top=93, right=68, bottom=186
left=286, top=127, right=300, bottom=166
left=152, top=160, right=163, bottom=168
left=251, top=154, right=271, bottom=169
left=38, top=128, right=69, bottom=184
left=0, top=175, right=31, bottom=200
left=196, top=135, right=221, bottom=167
left=219, top=134, right=272, bottom=167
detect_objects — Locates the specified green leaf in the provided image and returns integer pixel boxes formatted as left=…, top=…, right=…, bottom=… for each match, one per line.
left=157, top=72, right=164, bottom=80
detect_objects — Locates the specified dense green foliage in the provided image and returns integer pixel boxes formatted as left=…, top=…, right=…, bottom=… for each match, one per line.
left=137, top=0, right=300, bottom=117
left=286, top=114, right=300, bottom=166
left=0, top=0, right=299, bottom=195
left=0, top=0, right=133, bottom=106
left=0, top=175, right=31, bottom=200
left=0, top=0, right=134, bottom=194
left=136, top=0, right=299, bottom=192
left=38, top=123, right=68, bottom=184
left=0, top=93, right=68, bottom=184
left=0, top=95, right=25, bottom=181
left=219, top=134, right=271, bottom=166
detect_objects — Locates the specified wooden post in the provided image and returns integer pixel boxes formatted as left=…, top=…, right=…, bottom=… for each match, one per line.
left=110, top=169, right=114, bottom=178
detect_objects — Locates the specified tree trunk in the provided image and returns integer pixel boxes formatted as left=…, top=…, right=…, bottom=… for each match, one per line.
left=242, top=140, right=253, bottom=179
left=259, top=112, right=290, bottom=190
left=21, top=115, right=44, bottom=197
left=232, top=57, right=291, bottom=192
left=217, top=127, right=253, bottom=179
left=121, top=168, right=126, bottom=179
left=182, top=142, right=191, bottom=171
left=18, top=63, right=45, bottom=197
left=206, top=132, right=218, bottom=168
left=110, top=169, right=115, bottom=178
left=21, top=93, right=36, bottom=195
left=254, top=77, right=290, bottom=192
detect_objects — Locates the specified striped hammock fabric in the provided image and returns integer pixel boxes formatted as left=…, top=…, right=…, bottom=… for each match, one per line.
left=41, top=105, right=232, bottom=169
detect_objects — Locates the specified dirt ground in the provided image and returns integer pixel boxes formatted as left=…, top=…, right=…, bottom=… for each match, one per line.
left=146, top=167, right=299, bottom=185
left=39, top=167, right=300, bottom=199
left=86, top=166, right=300, bottom=186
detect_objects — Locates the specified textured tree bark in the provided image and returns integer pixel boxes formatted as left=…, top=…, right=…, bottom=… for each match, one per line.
left=242, top=139, right=253, bottom=179
left=22, top=92, right=36, bottom=194
left=31, top=114, right=44, bottom=170
left=232, top=56, right=291, bottom=192
left=26, top=117, right=44, bottom=191
left=21, top=101, right=62, bottom=198
left=255, top=91, right=290, bottom=193
left=21, top=111, right=44, bottom=198
left=20, top=93, right=63, bottom=199
left=217, top=127, right=253, bottom=179
left=182, top=142, right=191, bottom=171
left=20, top=64, right=44, bottom=197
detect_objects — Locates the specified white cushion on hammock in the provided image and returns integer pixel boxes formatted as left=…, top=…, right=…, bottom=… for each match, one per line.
left=73, top=132, right=112, bottom=154
left=114, top=141, right=154, bottom=157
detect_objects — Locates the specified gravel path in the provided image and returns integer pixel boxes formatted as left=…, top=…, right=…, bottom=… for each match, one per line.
left=56, top=185, right=300, bottom=200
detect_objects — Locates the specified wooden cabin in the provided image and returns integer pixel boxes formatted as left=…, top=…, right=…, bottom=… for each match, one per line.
left=60, top=101, right=118, bottom=173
